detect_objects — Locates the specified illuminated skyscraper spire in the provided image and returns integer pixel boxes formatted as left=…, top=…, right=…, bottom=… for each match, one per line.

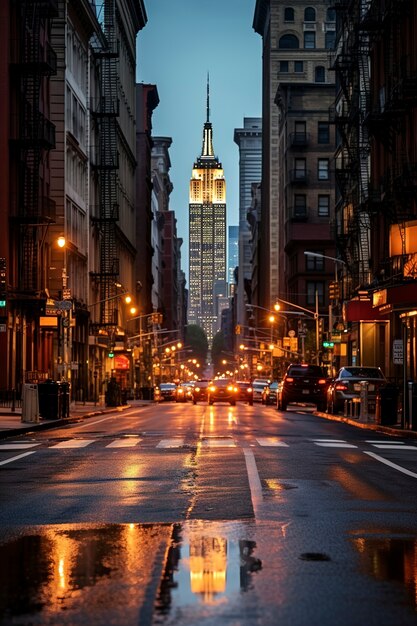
left=201, top=73, right=214, bottom=158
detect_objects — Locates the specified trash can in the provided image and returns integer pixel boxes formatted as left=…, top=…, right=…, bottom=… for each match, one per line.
left=38, top=380, right=61, bottom=419
left=21, top=384, right=39, bottom=423
left=376, top=383, right=399, bottom=426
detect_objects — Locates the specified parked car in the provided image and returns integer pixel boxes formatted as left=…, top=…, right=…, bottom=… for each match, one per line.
left=192, top=380, right=210, bottom=404
left=277, top=364, right=330, bottom=411
left=262, top=381, right=280, bottom=405
left=235, top=381, right=254, bottom=405
left=252, top=379, right=270, bottom=403
left=155, top=382, right=177, bottom=402
left=207, top=379, right=239, bottom=406
left=327, top=366, right=387, bottom=414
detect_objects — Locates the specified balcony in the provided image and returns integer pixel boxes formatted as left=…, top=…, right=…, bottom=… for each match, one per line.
left=16, top=109, right=56, bottom=149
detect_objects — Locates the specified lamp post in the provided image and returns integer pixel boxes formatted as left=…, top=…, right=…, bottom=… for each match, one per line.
left=57, top=236, right=70, bottom=382
left=304, top=251, right=346, bottom=341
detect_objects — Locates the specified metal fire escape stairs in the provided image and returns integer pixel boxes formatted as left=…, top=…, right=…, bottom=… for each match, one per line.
left=15, top=0, right=57, bottom=297
left=90, top=0, right=121, bottom=334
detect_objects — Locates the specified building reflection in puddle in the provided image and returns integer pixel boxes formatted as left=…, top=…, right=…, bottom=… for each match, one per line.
left=351, top=534, right=417, bottom=611
left=156, top=525, right=262, bottom=615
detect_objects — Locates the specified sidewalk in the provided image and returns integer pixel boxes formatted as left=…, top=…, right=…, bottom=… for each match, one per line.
left=0, top=400, right=152, bottom=439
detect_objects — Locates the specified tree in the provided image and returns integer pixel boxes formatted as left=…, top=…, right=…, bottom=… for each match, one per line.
left=185, top=324, right=209, bottom=364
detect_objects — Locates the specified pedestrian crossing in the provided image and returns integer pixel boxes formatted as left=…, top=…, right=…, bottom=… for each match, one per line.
left=0, top=437, right=416, bottom=452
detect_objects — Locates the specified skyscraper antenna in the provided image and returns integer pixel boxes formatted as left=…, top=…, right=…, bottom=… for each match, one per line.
left=206, top=72, right=210, bottom=123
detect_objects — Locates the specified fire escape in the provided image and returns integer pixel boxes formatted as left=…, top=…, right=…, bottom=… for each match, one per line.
left=362, top=0, right=417, bottom=282
left=331, top=0, right=372, bottom=296
left=12, top=0, right=57, bottom=301
left=90, top=0, right=121, bottom=334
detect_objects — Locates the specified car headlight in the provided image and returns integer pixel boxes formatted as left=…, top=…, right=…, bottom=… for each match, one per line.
left=209, top=386, right=216, bottom=392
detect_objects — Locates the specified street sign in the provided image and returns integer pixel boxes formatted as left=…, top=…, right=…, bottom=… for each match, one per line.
left=288, top=329, right=296, bottom=337
left=393, top=339, right=403, bottom=365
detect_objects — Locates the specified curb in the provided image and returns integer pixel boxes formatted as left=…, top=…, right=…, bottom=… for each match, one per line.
left=0, top=404, right=140, bottom=440
left=315, top=410, right=417, bottom=438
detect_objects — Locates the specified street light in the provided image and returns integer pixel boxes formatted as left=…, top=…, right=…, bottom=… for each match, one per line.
left=304, top=251, right=346, bottom=338
left=57, top=236, right=70, bottom=381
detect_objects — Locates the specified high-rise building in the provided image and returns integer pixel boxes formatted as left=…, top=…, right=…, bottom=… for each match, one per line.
left=233, top=117, right=262, bottom=327
left=228, top=225, right=239, bottom=296
left=188, top=78, right=227, bottom=345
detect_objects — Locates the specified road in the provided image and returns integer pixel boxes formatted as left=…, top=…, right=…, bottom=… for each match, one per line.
left=0, top=400, right=417, bottom=625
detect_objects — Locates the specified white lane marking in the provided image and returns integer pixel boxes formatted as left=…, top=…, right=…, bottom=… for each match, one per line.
left=311, top=439, right=347, bottom=443
left=75, top=416, right=127, bottom=429
left=201, top=438, right=236, bottom=447
left=364, top=451, right=417, bottom=479
left=243, top=448, right=263, bottom=513
left=372, top=444, right=417, bottom=450
left=106, top=438, right=142, bottom=448
left=51, top=440, right=95, bottom=449
left=366, top=440, right=404, bottom=444
left=156, top=439, right=184, bottom=448
left=0, top=443, right=40, bottom=450
left=315, top=442, right=358, bottom=448
left=256, top=438, right=289, bottom=447
left=0, top=451, right=36, bottom=466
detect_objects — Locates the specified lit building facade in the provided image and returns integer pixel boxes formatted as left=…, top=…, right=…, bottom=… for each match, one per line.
left=188, top=81, right=227, bottom=344
left=228, top=225, right=239, bottom=296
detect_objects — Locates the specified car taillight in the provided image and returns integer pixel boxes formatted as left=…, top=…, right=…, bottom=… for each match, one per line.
left=335, top=383, right=348, bottom=391
left=318, top=379, right=327, bottom=385
left=286, top=377, right=294, bottom=382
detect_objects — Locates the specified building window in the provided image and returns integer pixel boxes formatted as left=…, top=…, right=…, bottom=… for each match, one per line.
left=279, top=34, right=299, bottom=48
left=295, top=158, right=307, bottom=179
left=284, top=7, right=294, bottom=21
left=315, top=66, right=325, bottom=82
left=280, top=60, right=289, bottom=72
left=318, top=159, right=329, bottom=180
left=327, top=8, right=336, bottom=21
left=307, top=281, right=325, bottom=306
left=304, top=32, right=316, bottom=49
left=304, top=7, right=316, bottom=21
left=318, top=195, right=330, bottom=217
left=325, top=31, right=336, bottom=49
left=318, top=122, right=330, bottom=144
left=294, top=60, right=304, bottom=73
left=306, top=253, right=324, bottom=271
left=294, top=194, right=307, bottom=218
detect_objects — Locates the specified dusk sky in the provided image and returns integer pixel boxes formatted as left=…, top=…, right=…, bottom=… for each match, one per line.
left=137, top=0, right=261, bottom=281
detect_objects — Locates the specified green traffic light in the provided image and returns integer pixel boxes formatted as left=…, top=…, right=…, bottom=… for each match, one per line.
left=108, top=351, right=115, bottom=358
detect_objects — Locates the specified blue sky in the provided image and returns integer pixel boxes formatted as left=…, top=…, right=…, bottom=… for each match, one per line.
left=137, top=0, right=261, bottom=282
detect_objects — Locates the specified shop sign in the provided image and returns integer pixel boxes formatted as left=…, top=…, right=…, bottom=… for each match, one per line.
left=114, top=354, right=130, bottom=370
left=393, top=339, right=403, bottom=365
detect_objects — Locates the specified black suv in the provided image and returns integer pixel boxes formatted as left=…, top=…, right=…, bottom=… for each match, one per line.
left=192, top=380, right=210, bottom=404
left=277, top=364, right=329, bottom=411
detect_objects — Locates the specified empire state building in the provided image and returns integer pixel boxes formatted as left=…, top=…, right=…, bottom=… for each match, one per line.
left=188, top=79, right=227, bottom=344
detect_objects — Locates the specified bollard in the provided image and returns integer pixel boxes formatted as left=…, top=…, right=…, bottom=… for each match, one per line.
left=359, top=381, right=369, bottom=422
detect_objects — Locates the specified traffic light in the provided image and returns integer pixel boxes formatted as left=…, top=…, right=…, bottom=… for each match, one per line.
left=318, top=318, right=324, bottom=334
left=0, top=258, right=6, bottom=307
left=329, top=281, right=340, bottom=301
left=108, top=344, right=115, bottom=358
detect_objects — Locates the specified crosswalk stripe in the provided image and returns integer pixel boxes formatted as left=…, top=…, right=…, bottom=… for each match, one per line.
left=256, top=438, right=289, bottom=447
left=0, top=443, right=40, bottom=450
left=372, top=444, right=417, bottom=450
left=366, top=440, right=404, bottom=444
left=51, top=440, right=95, bottom=449
left=156, top=438, right=184, bottom=448
left=314, top=442, right=358, bottom=448
left=201, top=438, right=236, bottom=447
left=106, top=438, right=142, bottom=448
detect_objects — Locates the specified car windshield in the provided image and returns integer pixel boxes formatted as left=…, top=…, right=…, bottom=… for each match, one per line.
left=213, top=379, right=233, bottom=388
left=287, top=366, right=326, bottom=377
left=160, top=383, right=176, bottom=389
left=340, top=368, right=385, bottom=379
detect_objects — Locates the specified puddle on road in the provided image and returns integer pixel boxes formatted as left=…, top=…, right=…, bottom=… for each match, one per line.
left=351, top=533, right=417, bottom=612
left=0, top=522, right=262, bottom=626
left=155, top=524, right=262, bottom=620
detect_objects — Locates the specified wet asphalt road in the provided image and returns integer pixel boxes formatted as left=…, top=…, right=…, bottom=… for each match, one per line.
left=0, top=401, right=417, bottom=625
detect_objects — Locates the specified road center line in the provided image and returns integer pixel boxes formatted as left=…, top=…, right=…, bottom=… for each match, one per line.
left=364, top=451, right=417, bottom=479
left=243, top=448, right=263, bottom=514
left=0, top=451, right=36, bottom=466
